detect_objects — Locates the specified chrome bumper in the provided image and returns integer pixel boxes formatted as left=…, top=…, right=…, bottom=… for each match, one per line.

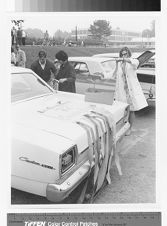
left=46, top=161, right=90, bottom=202
left=147, top=97, right=155, bottom=102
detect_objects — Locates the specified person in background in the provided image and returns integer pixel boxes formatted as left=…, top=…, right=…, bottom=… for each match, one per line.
left=113, top=46, right=148, bottom=135
left=11, top=26, right=17, bottom=46
left=55, top=50, right=76, bottom=93
left=17, top=27, right=22, bottom=45
left=21, top=29, right=26, bottom=46
left=15, top=44, right=26, bottom=67
left=43, top=30, right=49, bottom=46
left=31, top=50, right=56, bottom=85
left=11, top=47, right=16, bottom=66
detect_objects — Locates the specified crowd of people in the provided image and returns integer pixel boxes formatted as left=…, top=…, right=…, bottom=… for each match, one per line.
left=11, top=26, right=27, bottom=46
left=11, top=26, right=27, bottom=68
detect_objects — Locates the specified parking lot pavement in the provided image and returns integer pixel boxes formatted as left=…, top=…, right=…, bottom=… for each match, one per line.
left=93, top=105, right=155, bottom=203
left=11, top=105, right=155, bottom=204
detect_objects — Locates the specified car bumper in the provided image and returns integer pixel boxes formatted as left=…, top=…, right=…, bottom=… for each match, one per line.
left=147, top=98, right=155, bottom=107
left=146, top=95, right=155, bottom=105
left=46, top=161, right=90, bottom=202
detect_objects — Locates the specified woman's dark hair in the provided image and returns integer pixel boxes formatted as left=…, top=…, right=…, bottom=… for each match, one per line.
left=55, top=50, right=68, bottom=62
left=38, top=50, right=47, bottom=58
left=119, top=46, right=132, bottom=57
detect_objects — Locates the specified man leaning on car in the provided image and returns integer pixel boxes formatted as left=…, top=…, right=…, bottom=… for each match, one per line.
left=31, top=50, right=56, bottom=85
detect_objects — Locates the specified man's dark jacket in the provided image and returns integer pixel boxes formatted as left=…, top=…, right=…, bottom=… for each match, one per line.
left=56, top=61, right=76, bottom=93
left=31, top=59, right=56, bottom=82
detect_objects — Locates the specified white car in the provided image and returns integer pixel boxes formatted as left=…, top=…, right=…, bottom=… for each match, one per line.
left=92, top=50, right=155, bottom=103
left=11, top=66, right=131, bottom=203
left=68, top=56, right=117, bottom=80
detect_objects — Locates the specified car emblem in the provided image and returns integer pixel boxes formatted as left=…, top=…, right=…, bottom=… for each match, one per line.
left=19, top=157, right=56, bottom=170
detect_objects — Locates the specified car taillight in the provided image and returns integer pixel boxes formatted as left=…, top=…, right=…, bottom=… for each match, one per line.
left=60, top=146, right=76, bottom=175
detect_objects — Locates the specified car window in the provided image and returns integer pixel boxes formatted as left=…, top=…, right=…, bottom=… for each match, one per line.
left=70, top=62, right=90, bottom=79
left=74, top=62, right=89, bottom=72
left=11, top=72, right=53, bottom=102
left=79, top=63, right=89, bottom=72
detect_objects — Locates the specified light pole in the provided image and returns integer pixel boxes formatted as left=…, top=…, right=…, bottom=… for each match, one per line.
left=75, top=26, right=78, bottom=42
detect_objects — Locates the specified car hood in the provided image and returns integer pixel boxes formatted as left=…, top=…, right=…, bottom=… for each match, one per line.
left=12, top=92, right=127, bottom=154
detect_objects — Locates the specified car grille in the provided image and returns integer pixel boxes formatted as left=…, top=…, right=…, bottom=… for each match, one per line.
left=60, top=146, right=77, bottom=175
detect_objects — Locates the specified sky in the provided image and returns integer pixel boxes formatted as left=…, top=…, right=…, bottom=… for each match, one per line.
left=12, top=12, right=156, bottom=36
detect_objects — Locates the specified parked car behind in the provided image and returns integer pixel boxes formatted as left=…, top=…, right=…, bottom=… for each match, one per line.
left=66, top=57, right=117, bottom=95
left=11, top=66, right=130, bottom=203
left=92, top=50, right=155, bottom=103
left=68, top=56, right=117, bottom=80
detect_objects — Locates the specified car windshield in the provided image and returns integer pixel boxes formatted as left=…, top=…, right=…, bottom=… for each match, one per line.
left=11, top=72, right=53, bottom=102
left=101, top=60, right=116, bottom=78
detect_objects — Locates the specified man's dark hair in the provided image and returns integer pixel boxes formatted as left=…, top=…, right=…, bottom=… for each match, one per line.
left=38, top=50, right=47, bottom=58
left=55, top=50, right=68, bottom=62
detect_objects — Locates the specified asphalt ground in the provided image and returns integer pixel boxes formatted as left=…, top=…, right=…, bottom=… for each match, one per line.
left=11, top=103, right=155, bottom=205
left=94, top=103, right=155, bottom=204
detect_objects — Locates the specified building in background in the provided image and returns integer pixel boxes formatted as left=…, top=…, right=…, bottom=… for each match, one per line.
left=71, top=27, right=155, bottom=48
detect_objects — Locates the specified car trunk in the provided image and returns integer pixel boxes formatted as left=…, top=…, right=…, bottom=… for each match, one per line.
left=137, top=50, right=155, bottom=68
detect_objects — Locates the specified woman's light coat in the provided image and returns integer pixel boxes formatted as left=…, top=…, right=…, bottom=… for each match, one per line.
left=114, top=58, right=148, bottom=111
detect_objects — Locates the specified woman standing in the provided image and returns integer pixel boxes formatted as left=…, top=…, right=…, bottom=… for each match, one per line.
left=55, top=50, right=76, bottom=93
left=113, top=47, right=148, bottom=134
